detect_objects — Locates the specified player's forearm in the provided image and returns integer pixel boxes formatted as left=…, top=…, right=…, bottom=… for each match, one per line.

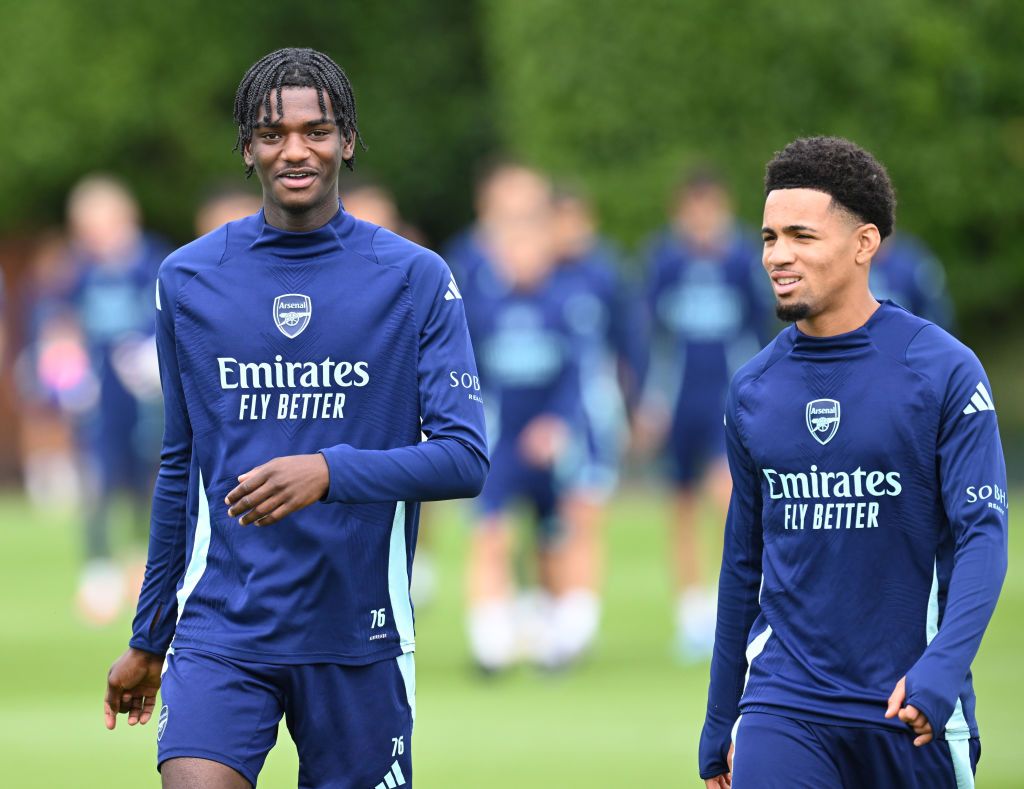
left=610, top=292, right=648, bottom=409
left=129, top=458, right=191, bottom=653
left=637, top=333, right=680, bottom=413
left=701, top=401, right=764, bottom=777
left=699, top=553, right=762, bottom=777
left=319, top=437, right=489, bottom=504
left=131, top=306, right=192, bottom=653
left=129, top=319, right=191, bottom=654
left=905, top=526, right=1007, bottom=733
left=908, top=355, right=1009, bottom=733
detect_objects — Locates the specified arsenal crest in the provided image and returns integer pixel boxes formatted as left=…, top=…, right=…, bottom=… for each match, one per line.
left=273, top=293, right=312, bottom=338
left=806, top=399, right=840, bottom=445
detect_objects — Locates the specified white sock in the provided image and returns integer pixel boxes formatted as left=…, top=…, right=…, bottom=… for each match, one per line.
left=677, top=587, right=717, bottom=650
left=467, top=600, right=517, bottom=670
left=77, top=559, right=125, bottom=625
left=553, top=588, right=601, bottom=663
left=516, top=589, right=557, bottom=666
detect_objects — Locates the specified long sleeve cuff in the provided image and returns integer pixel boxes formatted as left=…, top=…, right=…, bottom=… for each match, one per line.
left=319, top=440, right=488, bottom=504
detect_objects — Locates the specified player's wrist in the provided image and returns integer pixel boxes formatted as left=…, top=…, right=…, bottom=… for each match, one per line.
left=310, top=451, right=330, bottom=500
left=128, top=647, right=165, bottom=664
left=127, top=638, right=168, bottom=660
left=316, top=448, right=340, bottom=501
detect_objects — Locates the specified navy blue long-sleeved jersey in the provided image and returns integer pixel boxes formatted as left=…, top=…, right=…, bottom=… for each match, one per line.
left=129, top=206, right=488, bottom=665
left=870, top=233, right=954, bottom=330
left=554, top=240, right=646, bottom=421
left=447, top=229, right=592, bottom=491
left=69, top=234, right=169, bottom=357
left=442, top=226, right=488, bottom=292
left=460, top=260, right=584, bottom=455
left=644, top=228, right=770, bottom=416
left=699, top=302, right=1008, bottom=778
left=69, top=234, right=169, bottom=481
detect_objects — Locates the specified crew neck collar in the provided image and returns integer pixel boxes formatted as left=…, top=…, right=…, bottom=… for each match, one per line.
left=249, top=202, right=351, bottom=259
left=790, top=301, right=891, bottom=355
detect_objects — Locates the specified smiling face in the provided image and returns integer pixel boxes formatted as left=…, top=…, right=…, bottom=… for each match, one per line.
left=243, top=87, right=355, bottom=231
left=761, top=188, right=881, bottom=334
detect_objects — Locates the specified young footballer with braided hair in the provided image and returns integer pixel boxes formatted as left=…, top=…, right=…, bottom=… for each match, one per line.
left=104, top=48, right=487, bottom=788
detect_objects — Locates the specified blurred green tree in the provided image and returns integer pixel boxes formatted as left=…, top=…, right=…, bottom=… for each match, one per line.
left=4, top=0, right=1024, bottom=331
left=481, top=0, right=1024, bottom=330
left=1, top=0, right=492, bottom=244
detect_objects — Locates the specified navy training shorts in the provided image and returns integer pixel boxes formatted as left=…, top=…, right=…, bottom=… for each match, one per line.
left=477, top=446, right=565, bottom=545
left=667, top=396, right=726, bottom=486
left=157, top=647, right=415, bottom=789
left=730, top=711, right=980, bottom=789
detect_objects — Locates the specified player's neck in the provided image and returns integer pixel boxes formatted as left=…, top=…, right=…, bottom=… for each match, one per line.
left=263, top=197, right=340, bottom=234
left=797, top=292, right=880, bottom=337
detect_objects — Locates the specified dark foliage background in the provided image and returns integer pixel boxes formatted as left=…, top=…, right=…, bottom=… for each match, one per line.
left=3, top=1, right=1022, bottom=349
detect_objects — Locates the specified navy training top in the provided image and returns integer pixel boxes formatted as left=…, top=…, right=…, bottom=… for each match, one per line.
left=699, top=301, right=1007, bottom=778
left=130, top=206, right=488, bottom=665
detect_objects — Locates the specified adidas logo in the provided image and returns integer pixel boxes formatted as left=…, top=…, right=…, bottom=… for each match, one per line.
left=444, top=276, right=463, bottom=301
left=374, top=761, right=407, bottom=789
left=962, top=382, right=995, bottom=415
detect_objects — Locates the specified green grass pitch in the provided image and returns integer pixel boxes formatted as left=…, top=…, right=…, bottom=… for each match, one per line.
left=0, top=487, right=1019, bottom=787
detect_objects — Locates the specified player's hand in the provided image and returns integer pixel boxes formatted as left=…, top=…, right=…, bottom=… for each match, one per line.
left=518, top=414, right=569, bottom=468
left=226, top=453, right=330, bottom=526
left=629, top=403, right=668, bottom=458
left=104, top=647, right=163, bottom=730
left=885, top=675, right=934, bottom=745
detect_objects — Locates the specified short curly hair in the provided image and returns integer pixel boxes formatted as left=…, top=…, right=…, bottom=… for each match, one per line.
left=765, top=136, right=895, bottom=239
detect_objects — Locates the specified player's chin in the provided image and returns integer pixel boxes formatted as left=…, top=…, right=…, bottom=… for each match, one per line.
left=274, top=184, right=326, bottom=212
left=775, top=297, right=813, bottom=323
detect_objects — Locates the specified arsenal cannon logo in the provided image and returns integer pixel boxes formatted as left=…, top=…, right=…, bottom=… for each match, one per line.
left=273, top=293, right=312, bottom=339
left=805, top=399, right=840, bottom=445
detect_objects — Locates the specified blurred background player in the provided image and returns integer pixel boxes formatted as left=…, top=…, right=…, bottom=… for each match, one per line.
left=64, top=175, right=167, bottom=624
left=444, top=158, right=528, bottom=294
left=547, top=182, right=645, bottom=663
left=13, top=232, right=93, bottom=510
left=870, top=231, right=954, bottom=329
left=194, top=183, right=263, bottom=237
left=638, top=167, right=770, bottom=660
left=340, top=175, right=427, bottom=245
left=461, top=162, right=586, bottom=672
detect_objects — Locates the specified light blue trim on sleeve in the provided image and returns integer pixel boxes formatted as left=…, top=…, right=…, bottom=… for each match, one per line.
left=948, top=739, right=975, bottom=788
left=926, top=562, right=972, bottom=740
left=388, top=501, right=416, bottom=653
left=397, top=652, right=416, bottom=727
left=175, top=469, right=210, bottom=624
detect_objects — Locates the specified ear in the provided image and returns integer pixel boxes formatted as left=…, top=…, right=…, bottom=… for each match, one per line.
left=243, top=140, right=254, bottom=169
left=342, top=133, right=356, bottom=162
left=855, top=224, right=881, bottom=266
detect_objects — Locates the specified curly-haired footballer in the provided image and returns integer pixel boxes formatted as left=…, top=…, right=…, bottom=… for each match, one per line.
left=699, top=137, right=1006, bottom=789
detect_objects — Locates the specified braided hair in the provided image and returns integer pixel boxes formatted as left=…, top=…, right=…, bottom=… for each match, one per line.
left=233, top=48, right=365, bottom=176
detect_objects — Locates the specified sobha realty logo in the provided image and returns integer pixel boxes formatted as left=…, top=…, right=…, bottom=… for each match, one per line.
left=157, top=705, right=169, bottom=742
left=274, top=293, right=312, bottom=338
left=806, top=398, right=840, bottom=445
